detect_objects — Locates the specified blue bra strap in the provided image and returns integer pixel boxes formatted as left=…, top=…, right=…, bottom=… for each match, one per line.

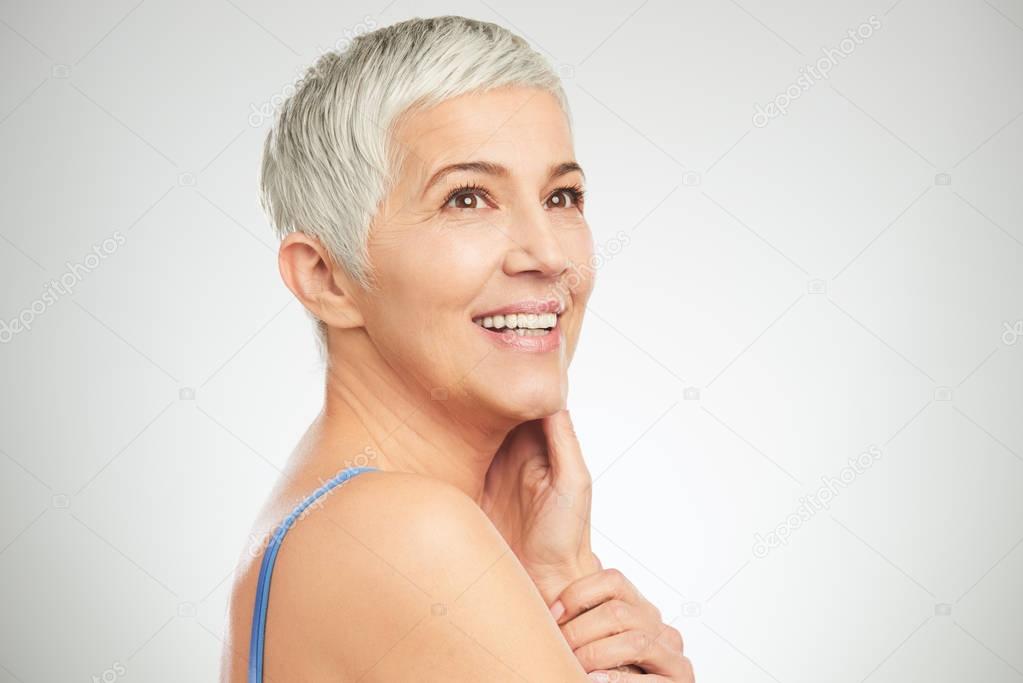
left=248, top=465, right=379, bottom=682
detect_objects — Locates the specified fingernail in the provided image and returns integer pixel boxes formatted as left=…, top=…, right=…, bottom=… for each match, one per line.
left=549, top=599, right=565, bottom=622
left=588, top=673, right=609, bottom=682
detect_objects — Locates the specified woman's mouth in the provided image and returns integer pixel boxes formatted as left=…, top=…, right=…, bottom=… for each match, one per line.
left=469, top=305, right=564, bottom=352
left=471, top=312, right=558, bottom=336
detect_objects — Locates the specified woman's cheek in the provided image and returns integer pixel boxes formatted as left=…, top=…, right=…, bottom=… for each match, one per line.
left=570, top=230, right=597, bottom=297
left=442, top=225, right=507, bottom=278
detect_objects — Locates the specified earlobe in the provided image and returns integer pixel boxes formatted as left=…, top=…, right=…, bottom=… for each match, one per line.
left=277, top=232, right=365, bottom=329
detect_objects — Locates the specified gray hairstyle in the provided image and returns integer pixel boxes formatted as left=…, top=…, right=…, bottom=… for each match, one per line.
left=258, top=15, right=572, bottom=358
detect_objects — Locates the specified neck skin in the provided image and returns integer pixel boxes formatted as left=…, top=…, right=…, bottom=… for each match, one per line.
left=299, top=328, right=515, bottom=505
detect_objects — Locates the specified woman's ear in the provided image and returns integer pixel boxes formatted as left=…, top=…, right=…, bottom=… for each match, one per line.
left=277, top=232, right=364, bottom=330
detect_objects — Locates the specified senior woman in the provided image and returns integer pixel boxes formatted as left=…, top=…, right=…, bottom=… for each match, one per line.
left=223, top=15, right=693, bottom=683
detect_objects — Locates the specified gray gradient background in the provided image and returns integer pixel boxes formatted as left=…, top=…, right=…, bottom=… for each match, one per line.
left=1, top=0, right=1022, bottom=681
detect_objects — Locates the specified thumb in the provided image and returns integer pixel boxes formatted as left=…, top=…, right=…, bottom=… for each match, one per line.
left=542, top=409, right=591, bottom=489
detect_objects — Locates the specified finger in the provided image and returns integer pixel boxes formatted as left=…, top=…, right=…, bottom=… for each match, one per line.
left=553, top=568, right=651, bottom=625
left=636, top=625, right=689, bottom=677
left=575, top=630, right=691, bottom=679
left=587, top=670, right=673, bottom=683
left=542, top=409, right=591, bottom=489
left=559, top=599, right=644, bottom=650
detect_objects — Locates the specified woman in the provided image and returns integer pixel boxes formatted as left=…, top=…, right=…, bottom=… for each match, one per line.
left=223, top=15, right=694, bottom=682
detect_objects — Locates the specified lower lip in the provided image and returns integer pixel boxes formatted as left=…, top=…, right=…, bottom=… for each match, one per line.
left=473, top=322, right=563, bottom=352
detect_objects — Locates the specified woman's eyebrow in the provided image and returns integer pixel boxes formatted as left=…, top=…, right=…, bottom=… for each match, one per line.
left=421, top=160, right=585, bottom=196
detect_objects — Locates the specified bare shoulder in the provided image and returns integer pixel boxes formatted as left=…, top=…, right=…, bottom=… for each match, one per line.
left=229, top=469, right=589, bottom=682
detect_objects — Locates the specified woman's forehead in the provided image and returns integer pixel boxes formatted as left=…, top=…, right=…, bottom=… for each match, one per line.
left=397, top=88, right=571, bottom=152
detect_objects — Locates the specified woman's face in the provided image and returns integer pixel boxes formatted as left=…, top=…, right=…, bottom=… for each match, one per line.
left=356, top=85, right=595, bottom=422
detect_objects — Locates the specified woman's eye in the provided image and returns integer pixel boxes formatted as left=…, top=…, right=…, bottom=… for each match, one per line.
left=445, top=190, right=487, bottom=210
left=546, top=188, right=579, bottom=210
left=444, top=187, right=583, bottom=211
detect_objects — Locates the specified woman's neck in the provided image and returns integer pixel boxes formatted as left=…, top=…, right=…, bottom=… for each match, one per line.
left=304, top=341, right=514, bottom=504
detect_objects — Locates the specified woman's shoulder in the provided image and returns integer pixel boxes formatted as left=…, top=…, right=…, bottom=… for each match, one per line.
left=238, top=466, right=500, bottom=599
left=223, top=468, right=544, bottom=681
left=283, top=467, right=511, bottom=594
left=300, top=467, right=494, bottom=547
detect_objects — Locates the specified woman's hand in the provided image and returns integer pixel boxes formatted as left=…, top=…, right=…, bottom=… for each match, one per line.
left=481, top=409, right=601, bottom=603
left=549, top=568, right=695, bottom=682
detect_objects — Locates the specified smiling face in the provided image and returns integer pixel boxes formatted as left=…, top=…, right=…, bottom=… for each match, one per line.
left=352, top=85, right=595, bottom=422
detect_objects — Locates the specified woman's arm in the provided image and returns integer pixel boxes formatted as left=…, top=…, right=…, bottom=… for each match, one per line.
left=262, top=470, right=595, bottom=682
left=482, top=410, right=602, bottom=605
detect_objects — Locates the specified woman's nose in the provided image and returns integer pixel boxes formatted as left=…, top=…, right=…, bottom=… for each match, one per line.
left=502, top=205, right=570, bottom=278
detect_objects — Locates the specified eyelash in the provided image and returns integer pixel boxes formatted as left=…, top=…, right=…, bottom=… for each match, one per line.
left=442, top=182, right=586, bottom=211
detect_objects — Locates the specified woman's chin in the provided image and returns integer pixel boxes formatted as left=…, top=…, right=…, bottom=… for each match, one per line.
left=482, top=383, right=567, bottom=423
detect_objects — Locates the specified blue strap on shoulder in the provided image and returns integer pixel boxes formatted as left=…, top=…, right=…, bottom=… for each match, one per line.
left=248, top=465, right=379, bottom=682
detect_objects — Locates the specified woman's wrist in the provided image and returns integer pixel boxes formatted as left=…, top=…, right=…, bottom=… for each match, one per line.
left=528, top=551, right=603, bottom=604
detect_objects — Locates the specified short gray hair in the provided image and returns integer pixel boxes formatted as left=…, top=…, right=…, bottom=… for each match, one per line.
left=258, top=15, right=572, bottom=357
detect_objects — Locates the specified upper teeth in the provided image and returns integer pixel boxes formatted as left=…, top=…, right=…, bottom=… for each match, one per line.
left=473, top=313, right=558, bottom=329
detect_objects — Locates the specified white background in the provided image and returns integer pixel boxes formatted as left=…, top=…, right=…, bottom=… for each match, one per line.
left=1, top=0, right=1022, bottom=681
